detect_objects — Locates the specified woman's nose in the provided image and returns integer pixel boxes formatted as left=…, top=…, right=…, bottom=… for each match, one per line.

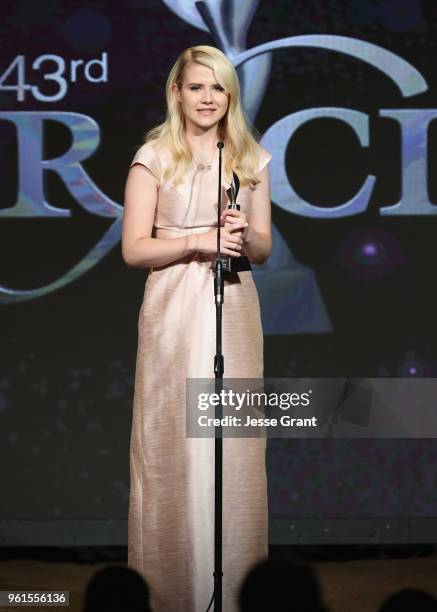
left=201, top=89, right=213, bottom=103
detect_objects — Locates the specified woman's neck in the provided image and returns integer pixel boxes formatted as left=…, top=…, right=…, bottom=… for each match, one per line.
left=185, top=128, right=221, bottom=154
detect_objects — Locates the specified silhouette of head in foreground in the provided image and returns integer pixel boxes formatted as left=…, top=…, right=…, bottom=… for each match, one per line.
left=82, top=565, right=151, bottom=612
left=239, top=557, right=328, bottom=612
left=379, top=588, right=437, bottom=612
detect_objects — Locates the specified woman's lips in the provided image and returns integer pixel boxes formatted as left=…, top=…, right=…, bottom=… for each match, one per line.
left=197, top=109, right=216, bottom=114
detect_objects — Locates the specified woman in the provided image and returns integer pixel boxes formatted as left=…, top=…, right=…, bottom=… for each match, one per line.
left=122, top=45, right=272, bottom=612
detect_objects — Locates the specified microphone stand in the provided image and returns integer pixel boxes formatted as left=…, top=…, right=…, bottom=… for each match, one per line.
left=212, top=140, right=224, bottom=612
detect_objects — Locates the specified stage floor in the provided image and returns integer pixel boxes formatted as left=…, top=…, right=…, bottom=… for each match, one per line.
left=0, top=552, right=437, bottom=611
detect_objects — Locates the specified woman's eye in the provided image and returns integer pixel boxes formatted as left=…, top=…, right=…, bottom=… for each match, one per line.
left=188, top=85, right=224, bottom=92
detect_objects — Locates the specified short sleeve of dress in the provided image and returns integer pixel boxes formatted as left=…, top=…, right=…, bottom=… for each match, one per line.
left=257, top=144, right=272, bottom=175
left=130, top=143, right=161, bottom=182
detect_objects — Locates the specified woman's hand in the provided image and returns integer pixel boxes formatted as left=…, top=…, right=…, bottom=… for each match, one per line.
left=194, top=217, right=248, bottom=257
left=221, top=208, right=248, bottom=255
left=220, top=209, right=247, bottom=236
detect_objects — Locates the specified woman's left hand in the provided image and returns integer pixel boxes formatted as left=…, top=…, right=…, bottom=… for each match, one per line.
left=220, top=209, right=247, bottom=236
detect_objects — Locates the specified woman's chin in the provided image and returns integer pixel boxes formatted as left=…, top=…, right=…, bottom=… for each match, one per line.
left=188, top=116, right=220, bottom=131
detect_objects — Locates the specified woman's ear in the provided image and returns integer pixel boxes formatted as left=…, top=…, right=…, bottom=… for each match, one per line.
left=172, top=82, right=181, bottom=102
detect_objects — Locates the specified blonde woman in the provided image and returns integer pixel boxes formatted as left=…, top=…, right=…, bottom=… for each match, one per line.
left=122, top=45, right=272, bottom=612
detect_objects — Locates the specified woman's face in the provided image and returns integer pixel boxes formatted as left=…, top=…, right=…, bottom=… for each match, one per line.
left=174, top=61, right=229, bottom=134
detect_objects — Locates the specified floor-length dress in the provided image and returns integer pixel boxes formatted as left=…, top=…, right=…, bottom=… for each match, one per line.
left=127, top=140, right=272, bottom=612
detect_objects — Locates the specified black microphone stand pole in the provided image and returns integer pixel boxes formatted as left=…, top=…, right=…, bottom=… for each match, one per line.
left=212, top=140, right=224, bottom=612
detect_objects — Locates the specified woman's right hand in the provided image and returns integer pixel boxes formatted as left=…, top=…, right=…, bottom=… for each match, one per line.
left=194, top=223, right=248, bottom=257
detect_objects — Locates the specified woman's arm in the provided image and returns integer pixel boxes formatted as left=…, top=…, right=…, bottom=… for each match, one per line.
left=122, top=164, right=196, bottom=268
left=122, top=164, right=246, bottom=268
left=243, top=165, right=272, bottom=265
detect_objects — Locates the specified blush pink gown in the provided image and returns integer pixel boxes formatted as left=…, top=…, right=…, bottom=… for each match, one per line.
left=127, top=141, right=272, bottom=612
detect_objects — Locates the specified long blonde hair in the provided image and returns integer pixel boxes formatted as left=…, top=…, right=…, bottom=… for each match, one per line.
left=145, top=45, right=261, bottom=188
